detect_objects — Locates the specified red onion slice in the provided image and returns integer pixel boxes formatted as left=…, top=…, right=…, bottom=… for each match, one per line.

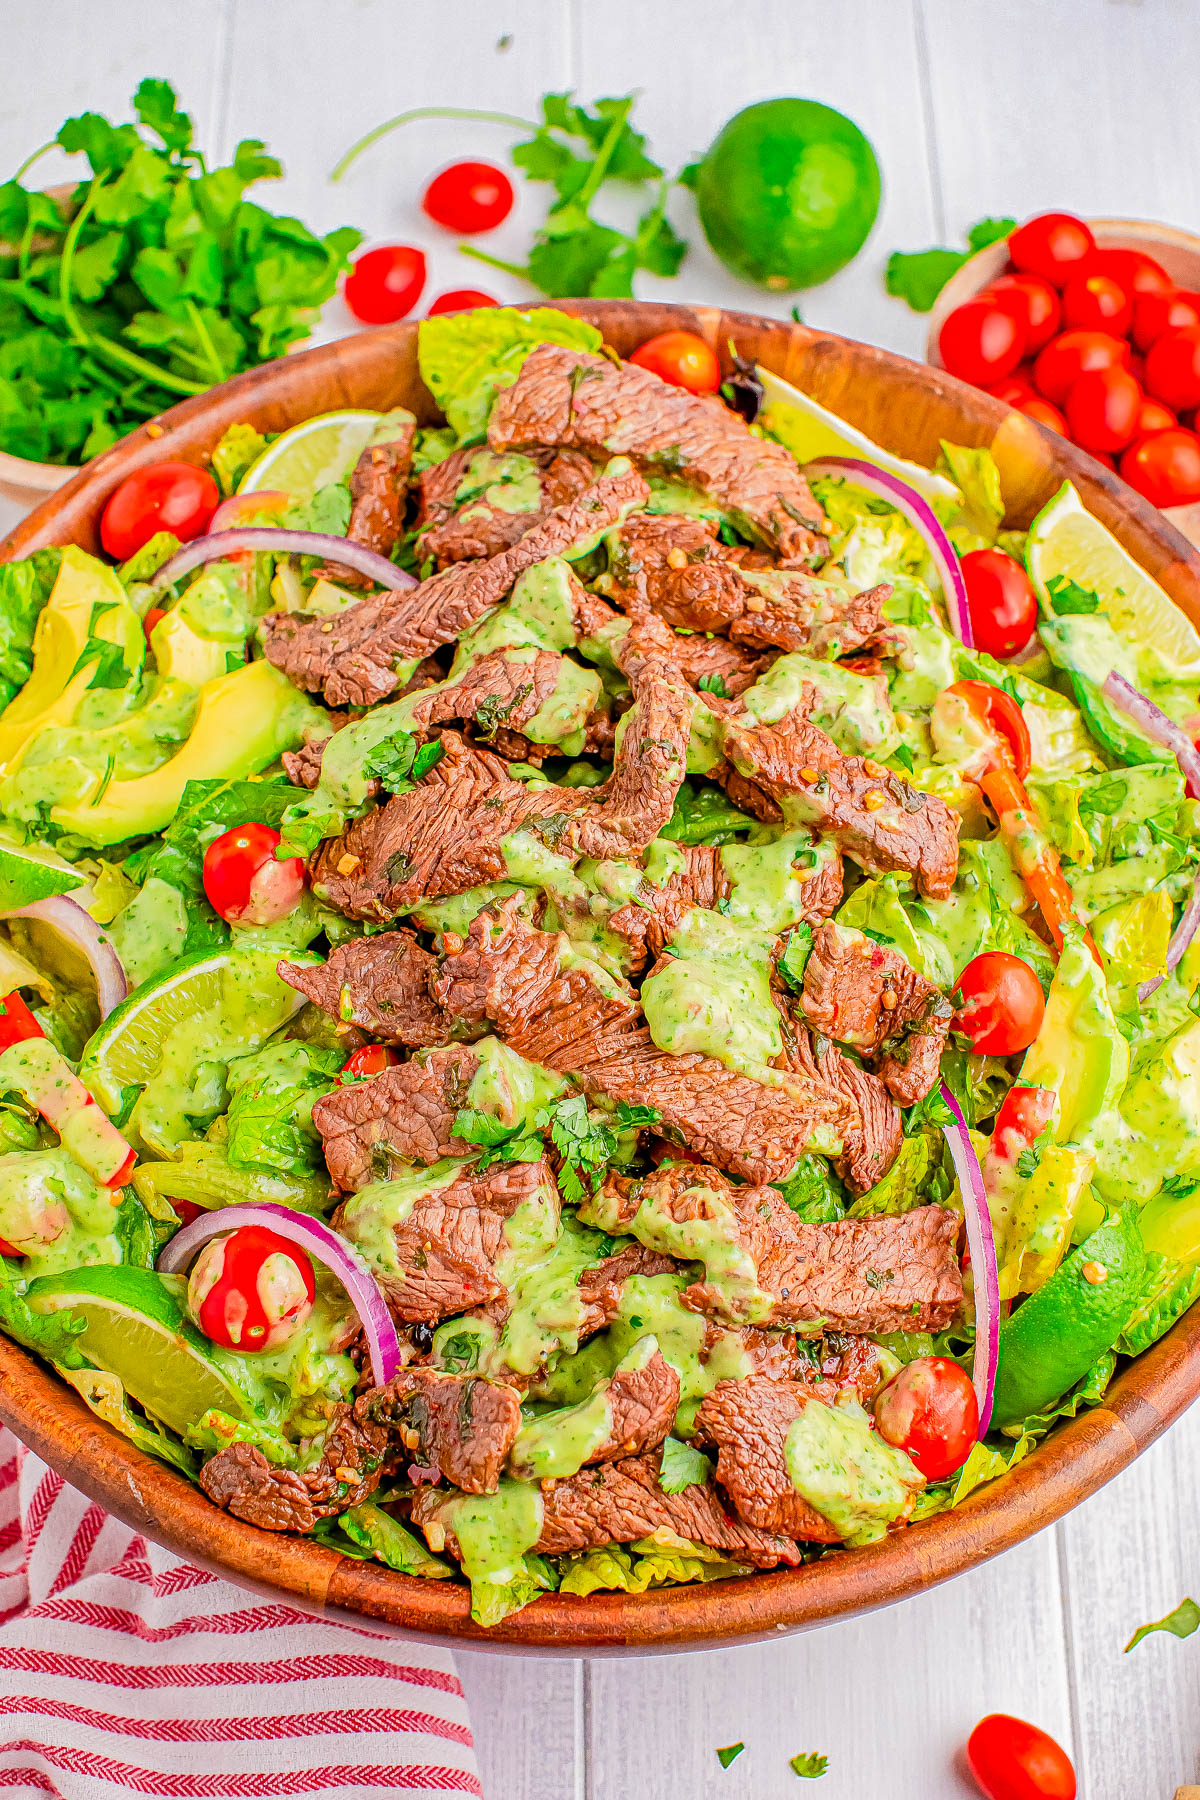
left=157, top=1202, right=402, bottom=1388
left=1, top=895, right=127, bottom=1018
left=806, top=454, right=973, bottom=648
left=150, top=530, right=417, bottom=594
left=940, top=1081, right=999, bottom=1435
left=1103, top=670, right=1200, bottom=998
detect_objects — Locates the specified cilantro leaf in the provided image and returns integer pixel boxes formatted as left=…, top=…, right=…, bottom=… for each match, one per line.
left=1124, top=1596, right=1200, bottom=1653
left=790, top=1751, right=828, bottom=1779
left=697, top=672, right=729, bottom=698
left=886, top=217, right=1016, bottom=312
left=658, top=1436, right=713, bottom=1494
left=613, top=1101, right=660, bottom=1129
left=452, top=1108, right=544, bottom=1172
left=133, top=79, right=194, bottom=154
left=535, top=1093, right=617, bottom=1200
left=362, top=731, right=444, bottom=795
left=1046, top=573, right=1100, bottom=615
left=893, top=743, right=915, bottom=773
left=778, top=922, right=813, bottom=992
left=68, top=638, right=133, bottom=690
left=715, top=1744, right=745, bottom=1770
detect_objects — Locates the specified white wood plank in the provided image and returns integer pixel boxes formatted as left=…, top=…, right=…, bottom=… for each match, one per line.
left=1057, top=1401, right=1200, bottom=1800
left=587, top=1530, right=1074, bottom=1799
left=457, top=1652, right=582, bottom=1800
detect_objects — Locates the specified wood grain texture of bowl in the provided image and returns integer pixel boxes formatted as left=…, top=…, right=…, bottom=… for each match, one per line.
left=2, top=300, right=1200, bottom=1653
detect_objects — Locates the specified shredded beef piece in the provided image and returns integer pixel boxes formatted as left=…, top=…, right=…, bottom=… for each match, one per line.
left=608, top=844, right=729, bottom=969
left=313, top=1046, right=480, bottom=1187
left=489, top=345, right=826, bottom=562
left=417, top=446, right=596, bottom=567
left=693, top=1378, right=845, bottom=1541
left=278, top=930, right=449, bottom=1047
left=617, top=605, right=774, bottom=699
left=510, top=1349, right=679, bottom=1481
left=361, top=1366, right=522, bottom=1493
left=574, top=1244, right=681, bottom=1337
left=318, top=418, right=416, bottom=586
left=798, top=1334, right=893, bottom=1407
left=776, top=1019, right=903, bottom=1193
left=263, top=463, right=648, bottom=707
left=721, top=691, right=960, bottom=900
left=721, top=1323, right=813, bottom=1382
left=283, top=734, right=339, bottom=792
left=199, top=1408, right=388, bottom=1532
left=800, top=921, right=954, bottom=1106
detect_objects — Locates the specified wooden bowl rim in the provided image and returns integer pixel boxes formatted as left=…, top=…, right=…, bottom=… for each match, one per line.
left=2, top=298, right=1200, bottom=1652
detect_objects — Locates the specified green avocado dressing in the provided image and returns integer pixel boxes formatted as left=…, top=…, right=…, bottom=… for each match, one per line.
left=580, top=1180, right=774, bottom=1325
left=434, top=1213, right=611, bottom=1381
left=783, top=1394, right=923, bottom=1545
left=453, top=558, right=579, bottom=670
left=510, top=1336, right=659, bottom=1480
left=454, top=449, right=542, bottom=517
left=337, top=1159, right=476, bottom=1279
left=641, top=906, right=781, bottom=1075
left=0, top=1146, right=121, bottom=1276
left=741, top=652, right=900, bottom=760
left=465, top=1035, right=568, bottom=1128
left=431, top=1478, right=544, bottom=1590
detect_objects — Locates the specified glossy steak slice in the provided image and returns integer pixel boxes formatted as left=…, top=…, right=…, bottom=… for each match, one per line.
left=312, top=1045, right=481, bottom=1186
left=417, top=446, right=595, bottom=567
left=198, top=1409, right=388, bottom=1533
left=508, top=1347, right=681, bottom=1480
left=359, top=1366, right=523, bottom=1493
left=799, top=921, right=955, bottom=1106
left=319, top=412, right=417, bottom=584
left=278, top=928, right=449, bottom=1047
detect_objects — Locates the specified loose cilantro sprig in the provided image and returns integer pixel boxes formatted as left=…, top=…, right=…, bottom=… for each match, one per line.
left=715, top=1744, right=745, bottom=1770
left=789, top=1751, right=829, bottom=1779
left=362, top=731, right=444, bottom=794
left=452, top=1109, right=543, bottom=1172
left=1046, top=573, right=1100, bottom=616
left=457, top=1093, right=660, bottom=1199
left=658, top=1437, right=713, bottom=1494
left=885, top=217, right=1016, bottom=313
left=1124, top=1596, right=1200, bottom=1653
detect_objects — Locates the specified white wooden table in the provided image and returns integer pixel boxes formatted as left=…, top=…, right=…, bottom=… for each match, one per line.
left=5, top=2, right=1200, bottom=1792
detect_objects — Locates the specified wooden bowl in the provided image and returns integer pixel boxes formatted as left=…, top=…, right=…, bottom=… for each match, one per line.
left=2, top=301, right=1200, bottom=1653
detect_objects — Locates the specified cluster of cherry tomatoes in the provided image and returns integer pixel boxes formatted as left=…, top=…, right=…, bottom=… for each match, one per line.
left=341, top=160, right=514, bottom=325
left=938, top=211, right=1200, bottom=510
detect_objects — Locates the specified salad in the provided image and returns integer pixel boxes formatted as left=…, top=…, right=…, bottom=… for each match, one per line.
left=0, top=305, right=1199, bottom=1631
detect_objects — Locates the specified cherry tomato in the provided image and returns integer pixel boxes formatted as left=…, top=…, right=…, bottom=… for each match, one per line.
left=966, top=1713, right=1076, bottom=1800
left=1134, top=394, right=1177, bottom=435
left=629, top=330, right=722, bottom=394
left=1119, top=427, right=1200, bottom=508
left=1060, top=270, right=1131, bottom=338
left=1032, top=330, right=1128, bottom=405
left=1131, top=290, right=1200, bottom=353
left=1085, top=245, right=1172, bottom=298
left=961, top=548, right=1038, bottom=659
left=341, top=1044, right=401, bottom=1079
left=1064, top=364, right=1142, bottom=453
left=99, top=462, right=219, bottom=563
left=1008, top=213, right=1094, bottom=287
left=423, top=161, right=514, bottom=234
left=944, top=679, right=1032, bottom=779
left=143, top=606, right=166, bottom=645
left=955, top=952, right=1046, bottom=1055
left=1145, top=325, right=1200, bottom=410
left=1090, top=450, right=1117, bottom=470
left=172, top=1200, right=207, bottom=1230
left=425, top=289, right=499, bottom=315
left=201, top=822, right=305, bottom=927
left=985, top=275, right=1061, bottom=355
left=187, top=1225, right=315, bottom=1354
left=0, top=990, right=43, bottom=1052
left=938, top=299, right=1026, bottom=387
left=1126, top=350, right=1146, bottom=386
left=873, top=1357, right=979, bottom=1480
left=0, top=1237, right=22, bottom=1259
left=1017, top=395, right=1068, bottom=436
left=209, top=489, right=291, bottom=533
left=343, top=244, right=427, bottom=325
left=987, top=373, right=1035, bottom=408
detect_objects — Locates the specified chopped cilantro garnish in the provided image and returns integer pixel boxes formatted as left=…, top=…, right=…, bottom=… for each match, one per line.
left=893, top=743, right=915, bottom=773
left=452, top=1109, right=543, bottom=1171
left=697, top=672, right=730, bottom=698
left=1046, top=573, right=1100, bottom=615
left=1125, top=1596, right=1200, bottom=1652
left=789, top=1751, right=829, bottom=1779
left=363, top=731, right=444, bottom=794
left=659, top=1436, right=713, bottom=1494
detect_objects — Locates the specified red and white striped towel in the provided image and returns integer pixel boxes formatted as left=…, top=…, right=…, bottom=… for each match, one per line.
left=0, top=1428, right=481, bottom=1799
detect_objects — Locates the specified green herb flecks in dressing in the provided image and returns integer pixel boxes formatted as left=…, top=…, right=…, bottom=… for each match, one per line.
left=409, top=882, right=530, bottom=939
left=454, top=450, right=542, bottom=517
left=432, top=1478, right=544, bottom=1591
left=783, top=1394, right=923, bottom=1545
left=452, top=558, right=578, bottom=670
left=740, top=652, right=901, bottom=760
left=436, top=1213, right=612, bottom=1382
left=107, top=876, right=188, bottom=988
left=337, top=1159, right=471, bottom=1281
left=464, top=1035, right=568, bottom=1129
left=0, top=1146, right=121, bottom=1276
left=580, top=1181, right=774, bottom=1326
left=509, top=1336, right=659, bottom=1480
left=720, top=830, right=837, bottom=933
left=641, top=906, right=781, bottom=1076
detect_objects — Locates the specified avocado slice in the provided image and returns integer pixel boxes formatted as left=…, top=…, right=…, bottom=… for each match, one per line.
left=1019, top=930, right=1128, bottom=1143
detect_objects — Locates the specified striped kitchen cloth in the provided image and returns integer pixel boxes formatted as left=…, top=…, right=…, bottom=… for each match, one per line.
left=0, top=1429, right=481, bottom=1799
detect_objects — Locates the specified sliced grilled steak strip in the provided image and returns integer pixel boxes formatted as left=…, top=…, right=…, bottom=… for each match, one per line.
left=359, top=1366, right=523, bottom=1493
left=278, top=929, right=449, bottom=1047
left=318, top=413, right=416, bottom=585
left=417, top=446, right=596, bottom=567
left=508, top=1347, right=680, bottom=1480
left=312, top=1046, right=481, bottom=1186
left=775, top=1016, right=903, bottom=1193
left=198, top=1407, right=389, bottom=1533
left=799, top=921, right=955, bottom=1107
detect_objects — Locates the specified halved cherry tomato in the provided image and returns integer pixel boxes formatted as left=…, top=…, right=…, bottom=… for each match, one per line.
left=1032, top=330, right=1128, bottom=405
left=423, top=161, right=514, bottom=234
left=1060, top=270, right=1131, bottom=338
left=938, top=299, right=1025, bottom=386
left=960, top=548, right=1038, bottom=660
left=341, top=1045, right=401, bottom=1079
left=426, top=289, right=499, bottom=315
left=985, top=276, right=1060, bottom=355
left=1017, top=396, right=1067, bottom=437
left=343, top=244, right=427, bottom=324
left=944, top=679, right=1032, bottom=779
left=1064, top=364, right=1142, bottom=453
left=873, top=1357, right=979, bottom=1480
left=187, top=1225, right=315, bottom=1354
left=1133, top=394, right=1177, bottom=436
left=100, top=462, right=219, bottom=563
left=956, top=953, right=1045, bottom=1055
left=1085, top=245, right=1172, bottom=298
left=1008, top=213, right=1094, bottom=287
left=630, top=331, right=722, bottom=394
left=966, top=1713, right=1076, bottom=1800
left=142, top=606, right=166, bottom=645
left=1119, top=426, right=1200, bottom=507
left=172, top=1200, right=208, bottom=1230
left=1145, top=325, right=1200, bottom=410
left=1131, top=290, right=1200, bottom=353
left=991, top=1086, right=1057, bottom=1164
left=202, top=823, right=305, bottom=927
left=0, top=991, right=44, bottom=1052
left=0, top=1238, right=22, bottom=1259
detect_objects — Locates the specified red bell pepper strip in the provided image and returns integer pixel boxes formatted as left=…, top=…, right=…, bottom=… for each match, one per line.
left=0, top=991, right=43, bottom=1052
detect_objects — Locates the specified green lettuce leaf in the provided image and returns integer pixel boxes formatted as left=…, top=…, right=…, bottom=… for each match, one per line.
left=0, top=549, right=61, bottom=712
left=417, top=306, right=603, bottom=441
left=0, top=1253, right=87, bottom=1367
left=848, top=1131, right=942, bottom=1218
left=338, top=1502, right=454, bottom=1578
left=557, top=1537, right=751, bottom=1596
left=58, top=1365, right=198, bottom=1476
left=210, top=423, right=269, bottom=497
left=659, top=777, right=755, bottom=846
left=1125, top=1597, right=1200, bottom=1653
left=774, top=1155, right=846, bottom=1223
left=468, top=1554, right=558, bottom=1628
left=224, top=1042, right=343, bottom=1179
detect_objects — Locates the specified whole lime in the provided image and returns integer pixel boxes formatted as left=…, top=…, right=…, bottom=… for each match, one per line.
left=693, top=98, right=882, bottom=291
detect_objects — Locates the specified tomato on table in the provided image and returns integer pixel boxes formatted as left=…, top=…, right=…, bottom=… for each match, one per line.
left=343, top=244, right=427, bottom=324
left=938, top=299, right=1025, bottom=386
left=966, top=1713, right=1076, bottom=1800
left=1018, top=396, right=1067, bottom=437
left=341, top=1045, right=401, bottom=1079
left=960, top=548, right=1038, bottom=659
left=1032, top=330, right=1128, bottom=405
left=1085, top=245, right=1172, bottom=298
left=423, top=161, right=514, bottom=234
left=100, top=462, right=219, bottom=563
left=426, top=289, right=498, bottom=315
left=1064, top=364, right=1142, bottom=454
left=873, top=1356, right=979, bottom=1479
left=202, top=822, right=305, bottom=927
left=987, top=372, right=1035, bottom=408
left=1119, top=426, right=1200, bottom=507
left=1133, top=394, right=1177, bottom=436
left=1060, top=270, right=1131, bottom=338
left=1008, top=213, right=1094, bottom=287
left=944, top=679, right=1033, bottom=778
left=985, top=275, right=1060, bottom=355
left=1145, top=325, right=1200, bottom=410
left=187, top=1225, right=315, bottom=1353
left=629, top=331, right=722, bottom=394
left=955, top=953, right=1045, bottom=1055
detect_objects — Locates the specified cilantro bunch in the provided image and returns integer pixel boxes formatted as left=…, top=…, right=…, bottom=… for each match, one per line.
left=0, top=79, right=361, bottom=464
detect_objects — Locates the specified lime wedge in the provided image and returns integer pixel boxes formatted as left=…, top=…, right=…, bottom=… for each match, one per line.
left=757, top=368, right=960, bottom=504
left=1027, top=481, right=1200, bottom=668
left=24, top=1266, right=255, bottom=1435
left=239, top=410, right=382, bottom=503
left=0, top=830, right=86, bottom=911
left=79, top=947, right=315, bottom=1122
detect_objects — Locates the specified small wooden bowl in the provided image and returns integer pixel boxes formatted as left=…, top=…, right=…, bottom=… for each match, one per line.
left=2, top=301, right=1200, bottom=1653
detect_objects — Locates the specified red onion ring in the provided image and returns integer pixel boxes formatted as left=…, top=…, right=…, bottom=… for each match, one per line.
left=1103, top=670, right=1200, bottom=998
left=157, top=1202, right=402, bottom=1388
left=150, top=530, right=417, bottom=594
left=806, top=455, right=973, bottom=648
left=1, top=895, right=127, bottom=1018
left=939, top=1081, right=999, bottom=1435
